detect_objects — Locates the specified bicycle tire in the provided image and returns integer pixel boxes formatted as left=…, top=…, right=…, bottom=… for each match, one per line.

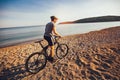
left=56, top=44, right=69, bottom=59
left=25, top=52, right=47, bottom=74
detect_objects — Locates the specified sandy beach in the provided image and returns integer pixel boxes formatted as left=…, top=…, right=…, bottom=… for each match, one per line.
left=0, top=26, right=120, bottom=80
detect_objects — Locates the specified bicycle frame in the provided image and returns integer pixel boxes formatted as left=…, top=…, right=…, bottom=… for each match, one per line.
left=36, top=36, right=60, bottom=54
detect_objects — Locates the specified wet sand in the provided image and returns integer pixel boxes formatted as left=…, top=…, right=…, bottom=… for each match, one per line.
left=0, top=26, right=120, bottom=80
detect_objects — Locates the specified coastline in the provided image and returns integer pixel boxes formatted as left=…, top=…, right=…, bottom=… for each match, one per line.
left=0, top=26, right=120, bottom=80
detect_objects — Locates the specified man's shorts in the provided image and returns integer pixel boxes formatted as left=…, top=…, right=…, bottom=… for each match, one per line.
left=44, top=36, right=54, bottom=46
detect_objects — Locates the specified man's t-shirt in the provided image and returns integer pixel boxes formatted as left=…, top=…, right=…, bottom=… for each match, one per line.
left=44, top=22, right=55, bottom=37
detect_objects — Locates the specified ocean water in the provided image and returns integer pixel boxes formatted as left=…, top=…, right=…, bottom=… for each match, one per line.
left=0, top=22, right=120, bottom=47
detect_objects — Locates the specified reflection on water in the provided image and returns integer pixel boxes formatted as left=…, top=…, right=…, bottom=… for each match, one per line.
left=57, top=22, right=120, bottom=35
left=0, top=22, right=120, bottom=47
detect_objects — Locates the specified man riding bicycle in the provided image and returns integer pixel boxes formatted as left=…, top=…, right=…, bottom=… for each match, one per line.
left=44, top=16, right=62, bottom=62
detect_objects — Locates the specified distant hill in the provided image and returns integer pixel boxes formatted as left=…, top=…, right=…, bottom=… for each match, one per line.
left=59, top=15, right=120, bottom=24
left=59, top=21, right=73, bottom=24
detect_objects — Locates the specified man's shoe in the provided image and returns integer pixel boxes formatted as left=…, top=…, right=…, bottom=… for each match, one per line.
left=47, top=56, right=54, bottom=62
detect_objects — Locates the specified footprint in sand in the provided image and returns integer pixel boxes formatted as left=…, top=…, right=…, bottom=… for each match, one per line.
left=102, top=73, right=119, bottom=80
left=110, top=48, right=120, bottom=54
left=93, top=54, right=112, bottom=69
left=93, top=54, right=106, bottom=62
left=87, top=68, right=103, bottom=80
left=75, top=55, right=85, bottom=67
left=100, top=62, right=111, bottom=69
left=88, top=75, right=96, bottom=80
left=80, top=70, right=87, bottom=79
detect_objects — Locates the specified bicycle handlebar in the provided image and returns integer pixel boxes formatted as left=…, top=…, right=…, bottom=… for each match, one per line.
left=53, top=35, right=61, bottom=43
left=54, top=35, right=61, bottom=38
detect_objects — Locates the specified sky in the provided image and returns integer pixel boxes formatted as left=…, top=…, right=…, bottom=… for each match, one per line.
left=0, top=0, right=120, bottom=27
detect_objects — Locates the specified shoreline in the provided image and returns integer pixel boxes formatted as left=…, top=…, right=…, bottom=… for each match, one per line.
left=0, top=26, right=119, bottom=49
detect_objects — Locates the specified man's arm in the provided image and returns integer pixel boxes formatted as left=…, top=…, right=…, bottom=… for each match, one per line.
left=53, top=26, right=62, bottom=37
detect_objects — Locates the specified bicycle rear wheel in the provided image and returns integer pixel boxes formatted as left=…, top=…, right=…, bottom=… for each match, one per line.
left=56, top=44, right=69, bottom=59
left=25, top=52, right=47, bottom=74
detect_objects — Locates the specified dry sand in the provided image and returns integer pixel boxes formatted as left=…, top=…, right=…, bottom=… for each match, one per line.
left=0, top=26, right=120, bottom=80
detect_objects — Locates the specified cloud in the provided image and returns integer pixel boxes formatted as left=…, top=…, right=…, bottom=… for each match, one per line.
left=0, top=0, right=120, bottom=27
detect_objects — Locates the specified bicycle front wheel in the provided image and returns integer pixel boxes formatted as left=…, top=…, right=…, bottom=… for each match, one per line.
left=56, top=44, right=69, bottom=59
left=25, top=52, right=47, bottom=74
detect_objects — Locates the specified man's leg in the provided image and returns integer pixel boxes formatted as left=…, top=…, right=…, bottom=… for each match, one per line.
left=49, top=45, right=55, bottom=57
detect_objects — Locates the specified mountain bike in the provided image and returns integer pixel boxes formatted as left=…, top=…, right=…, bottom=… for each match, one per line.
left=25, top=36, right=69, bottom=74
